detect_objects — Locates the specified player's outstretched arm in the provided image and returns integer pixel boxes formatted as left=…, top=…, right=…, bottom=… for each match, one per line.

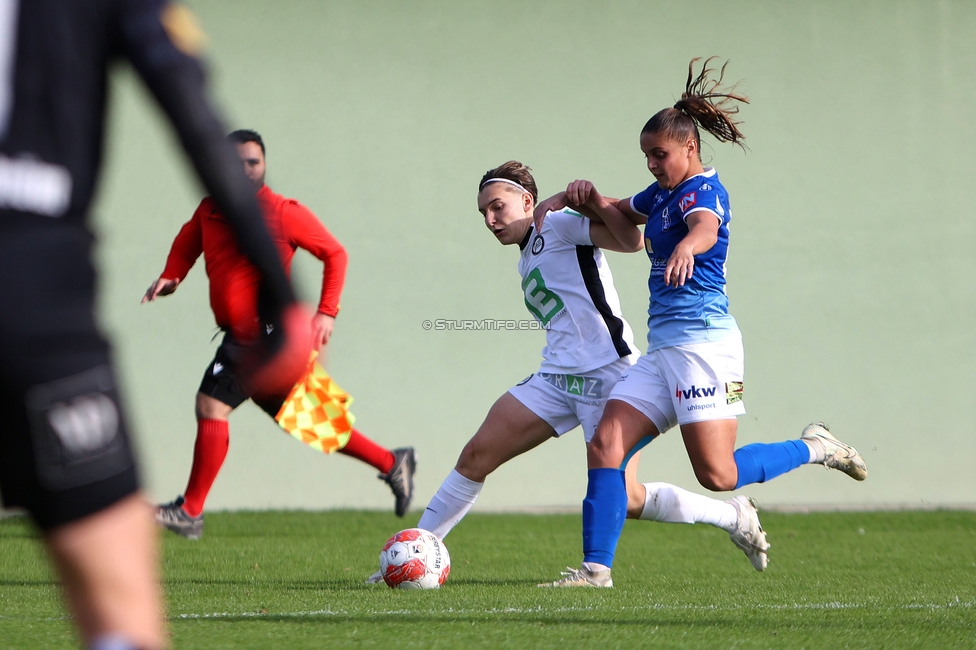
left=282, top=202, right=348, bottom=321
left=564, top=180, right=643, bottom=252
left=118, top=0, right=308, bottom=393
left=143, top=205, right=206, bottom=303
left=141, top=277, right=179, bottom=303
left=117, top=0, right=295, bottom=315
left=531, top=189, right=613, bottom=229
left=532, top=192, right=570, bottom=231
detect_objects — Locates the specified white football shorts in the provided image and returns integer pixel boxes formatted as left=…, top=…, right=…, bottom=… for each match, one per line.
left=609, top=334, right=745, bottom=434
left=508, top=355, right=637, bottom=443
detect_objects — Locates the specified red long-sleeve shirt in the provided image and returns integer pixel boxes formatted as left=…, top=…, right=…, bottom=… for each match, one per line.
left=161, top=184, right=347, bottom=340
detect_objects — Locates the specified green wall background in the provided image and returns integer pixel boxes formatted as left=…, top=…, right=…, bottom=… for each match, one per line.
left=90, top=0, right=974, bottom=512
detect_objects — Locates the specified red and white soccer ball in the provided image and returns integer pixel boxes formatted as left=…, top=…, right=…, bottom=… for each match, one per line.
left=378, top=528, right=451, bottom=589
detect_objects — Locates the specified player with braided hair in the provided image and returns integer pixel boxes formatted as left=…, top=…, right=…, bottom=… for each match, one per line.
left=535, top=58, right=868, bottom=587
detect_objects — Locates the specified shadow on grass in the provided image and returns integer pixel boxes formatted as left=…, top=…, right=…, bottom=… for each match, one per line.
left=0, top=579, right=59, bottom=587
left=174, top=612, right=688, bottom=626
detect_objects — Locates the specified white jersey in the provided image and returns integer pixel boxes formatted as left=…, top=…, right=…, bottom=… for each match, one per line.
left=518, top=210, right=638, bottom=374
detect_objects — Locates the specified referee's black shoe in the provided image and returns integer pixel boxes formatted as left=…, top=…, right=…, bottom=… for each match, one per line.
left=155, top=495, right=204, bottom=540
left=379, top=448, right=416, bottom=517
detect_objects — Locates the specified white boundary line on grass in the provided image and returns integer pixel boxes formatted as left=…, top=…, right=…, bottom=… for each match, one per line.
left=3, top=600, right=972, bottom=623
left=172, top=599, right=976, bottom=620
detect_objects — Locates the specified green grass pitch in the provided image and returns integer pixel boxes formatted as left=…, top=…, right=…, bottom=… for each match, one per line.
left=1, top=509, right=974, bottom=648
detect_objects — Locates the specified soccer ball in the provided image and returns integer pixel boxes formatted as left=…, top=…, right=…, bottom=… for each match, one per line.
left=378, top=528, right=451, bottom=589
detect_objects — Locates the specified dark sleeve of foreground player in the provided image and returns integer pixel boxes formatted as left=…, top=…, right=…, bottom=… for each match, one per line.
left=115, top=0, right=295, bottom=316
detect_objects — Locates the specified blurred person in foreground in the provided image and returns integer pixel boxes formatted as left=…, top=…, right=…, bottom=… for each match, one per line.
left=0, top=1, right=308, bottom=648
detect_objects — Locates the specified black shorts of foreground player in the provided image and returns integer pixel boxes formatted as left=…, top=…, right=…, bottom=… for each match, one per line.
left=369, top=160, right=773, bottom=586
left=533, top=58, right=869, bottom=587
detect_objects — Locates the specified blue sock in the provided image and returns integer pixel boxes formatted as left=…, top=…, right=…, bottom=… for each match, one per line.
left=733, top=439, right=810, bottom=489
left=582, top=468, right=627, bottom=567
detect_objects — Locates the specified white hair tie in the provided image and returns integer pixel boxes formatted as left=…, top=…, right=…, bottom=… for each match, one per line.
left=479, top=177, right=531, bottom=195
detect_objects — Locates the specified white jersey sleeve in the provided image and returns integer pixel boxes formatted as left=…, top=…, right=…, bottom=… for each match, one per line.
left=546, top=209, right=592, bottom=246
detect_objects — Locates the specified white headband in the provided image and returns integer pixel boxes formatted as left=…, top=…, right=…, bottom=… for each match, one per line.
left=480, top=177, right=531, bottom=195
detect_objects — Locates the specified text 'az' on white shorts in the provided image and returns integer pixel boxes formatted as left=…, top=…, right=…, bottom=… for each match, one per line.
left=508, top=355, right=636, bottom=443
left=609, top=335, right=746, bottom=435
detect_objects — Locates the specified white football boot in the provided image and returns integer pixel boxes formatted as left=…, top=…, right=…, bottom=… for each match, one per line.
left=538, top=565, right=613, bottom=588
left=365, top=570, right=384, bottom=584
left=801, top=422, right=868, bottom=481
left=726, top=495, right=769, bottom=571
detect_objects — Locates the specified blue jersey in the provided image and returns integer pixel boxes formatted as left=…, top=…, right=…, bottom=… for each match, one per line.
left=630, top=167, right=739, bottom=351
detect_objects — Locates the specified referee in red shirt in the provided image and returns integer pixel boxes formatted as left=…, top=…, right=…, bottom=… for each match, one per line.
left=143, top=130, right=415, bottom=538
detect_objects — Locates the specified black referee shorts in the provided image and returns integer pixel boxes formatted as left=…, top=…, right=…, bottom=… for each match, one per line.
left=0, top=224, right=139, bottom=531
left=198, top=332, right=286, bottom=419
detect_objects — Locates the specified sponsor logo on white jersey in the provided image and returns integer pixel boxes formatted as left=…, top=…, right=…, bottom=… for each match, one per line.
left=674, top=384, right=717, bottom=404
left=521, top=268, right=564, bottom=325
left=726, top=381, right=744, bottom=404
left=538, top=372, right=604, bottom=398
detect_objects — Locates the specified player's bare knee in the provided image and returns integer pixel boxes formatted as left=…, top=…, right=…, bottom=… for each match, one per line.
left=195, top=393, right=232, bottom=420
left=586, top=428, right=619, bottom=467
left=695, top=468, right=737, bottom=492
left=454, top=440, right=493, bottom=483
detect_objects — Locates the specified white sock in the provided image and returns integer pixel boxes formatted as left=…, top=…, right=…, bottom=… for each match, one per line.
left=88, top=635, right=139, bottom=650
left=582, top=561, right=610, bottom=573
left=639, top=482, right=738, bottom=533
left=416, top=469, right=483, bottom=540
left=803, top=438, right=825, bottom=463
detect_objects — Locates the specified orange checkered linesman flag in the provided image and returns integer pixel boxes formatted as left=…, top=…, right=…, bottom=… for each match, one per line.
left=275, top=352, right=354, bottom=453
